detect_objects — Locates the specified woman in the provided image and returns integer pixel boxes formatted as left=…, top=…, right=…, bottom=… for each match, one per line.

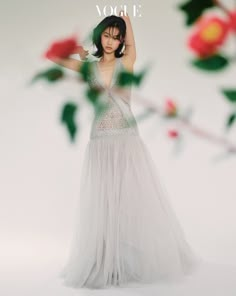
left=50, top=11, right=203, bottom=289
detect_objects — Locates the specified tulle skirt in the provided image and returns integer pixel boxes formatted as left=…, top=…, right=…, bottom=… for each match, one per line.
left=59, top=133, right=203, bottom=289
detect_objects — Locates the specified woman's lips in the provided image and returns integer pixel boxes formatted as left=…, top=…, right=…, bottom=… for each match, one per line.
left=106, top=46, right=112, bottom=49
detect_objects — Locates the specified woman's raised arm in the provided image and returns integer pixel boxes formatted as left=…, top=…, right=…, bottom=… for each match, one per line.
left=119, top=10, right=136, bottom=67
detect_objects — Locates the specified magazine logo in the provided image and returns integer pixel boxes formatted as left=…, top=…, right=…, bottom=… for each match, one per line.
left=96, top=5, right=142, bottom=17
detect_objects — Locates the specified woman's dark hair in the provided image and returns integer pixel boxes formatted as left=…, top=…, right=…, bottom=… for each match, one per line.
left=92, top=15, right=126, bottom=58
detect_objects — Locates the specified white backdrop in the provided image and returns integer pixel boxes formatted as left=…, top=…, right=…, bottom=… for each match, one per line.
left=1, top=0, right=236, bottom=295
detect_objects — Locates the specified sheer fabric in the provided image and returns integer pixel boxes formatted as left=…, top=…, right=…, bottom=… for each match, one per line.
left=59, top=58, right=203, bottom=289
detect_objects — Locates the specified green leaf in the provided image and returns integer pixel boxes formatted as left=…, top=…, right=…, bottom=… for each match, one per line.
left=178, top=0, right=215, bottom=26
left=60, top=102, right=78, bottom=142
left=221, top=89, right=236, bottom=103
left=191, top=54, right=229, bottom=71
left=117, top=68, right=147, bottom=87
left=226, top=113, right=236, bottom=129
left=79, top=61, right=92, bottom=82
left=31, top=67, right=64, bottom=83
left=85, top=87, right=101, bottom=105
left=85, top=87, right=107, bottom=117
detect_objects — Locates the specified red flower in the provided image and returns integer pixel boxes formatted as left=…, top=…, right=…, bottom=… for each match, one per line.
left=164, top=98, right=177, bottom=116
left=44, top=35, right=79, bottom=60
left=188, top=16, right=230, bottom=58
left=228, top=10, right=236, bottom=32
left=188, top=34, right=217, bottom=57
left=167, top=129, right=179, bottom=138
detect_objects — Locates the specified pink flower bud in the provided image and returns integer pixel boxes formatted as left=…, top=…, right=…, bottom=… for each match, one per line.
left=165, top=98, right=177, bottom=116
left=167, top=129, right=179, bottom=138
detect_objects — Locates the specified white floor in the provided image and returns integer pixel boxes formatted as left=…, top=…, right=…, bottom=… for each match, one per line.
left=3, top=254, right=236, bottom=296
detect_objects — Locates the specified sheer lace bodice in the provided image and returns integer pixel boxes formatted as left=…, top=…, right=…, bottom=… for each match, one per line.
left=87, top=58, right=139, bottom=139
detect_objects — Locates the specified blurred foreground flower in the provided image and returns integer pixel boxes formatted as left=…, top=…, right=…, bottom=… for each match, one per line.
left=188, top=16, right=230, bottom=58
left=164, top=98, right=178, bottom=117
left=167, top=129, right=179, bottom=138
left=43, top=35, right=80, bottom=60
left=178, top=0, right=236, bottom=135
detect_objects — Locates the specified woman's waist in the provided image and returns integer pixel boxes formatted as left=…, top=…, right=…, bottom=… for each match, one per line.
left=90, top=125, right=139, bottom=139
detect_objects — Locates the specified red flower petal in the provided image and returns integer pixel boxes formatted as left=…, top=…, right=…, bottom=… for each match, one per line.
left=228, top=10, right=236, bottom=32
left=188, top=33, right=217, bottom=57
left=44, top=36, right=80, bottom=59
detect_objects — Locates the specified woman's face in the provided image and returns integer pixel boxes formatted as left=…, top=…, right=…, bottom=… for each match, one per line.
left=101, top=27, right=122, bottom=54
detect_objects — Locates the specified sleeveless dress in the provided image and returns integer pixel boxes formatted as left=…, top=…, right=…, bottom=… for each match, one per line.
left=59, top=58, right=203, bottom=289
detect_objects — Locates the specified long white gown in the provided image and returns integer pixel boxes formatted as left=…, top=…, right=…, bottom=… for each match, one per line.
left=59, top=57, right=203, bottom=289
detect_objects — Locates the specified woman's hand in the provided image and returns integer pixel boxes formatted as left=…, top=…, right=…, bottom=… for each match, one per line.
left=119, top=9, right=129, bottom=18
left=119, top=10, right=131, bottom=25
left=72, top=46, right=89, bottom=60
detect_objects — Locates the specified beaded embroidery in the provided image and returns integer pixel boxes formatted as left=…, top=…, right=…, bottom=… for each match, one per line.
left=88, top=59, right=139, bottom=139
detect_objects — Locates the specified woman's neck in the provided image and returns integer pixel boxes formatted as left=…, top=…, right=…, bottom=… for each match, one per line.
left=100, top=54, right=116, bottom=63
